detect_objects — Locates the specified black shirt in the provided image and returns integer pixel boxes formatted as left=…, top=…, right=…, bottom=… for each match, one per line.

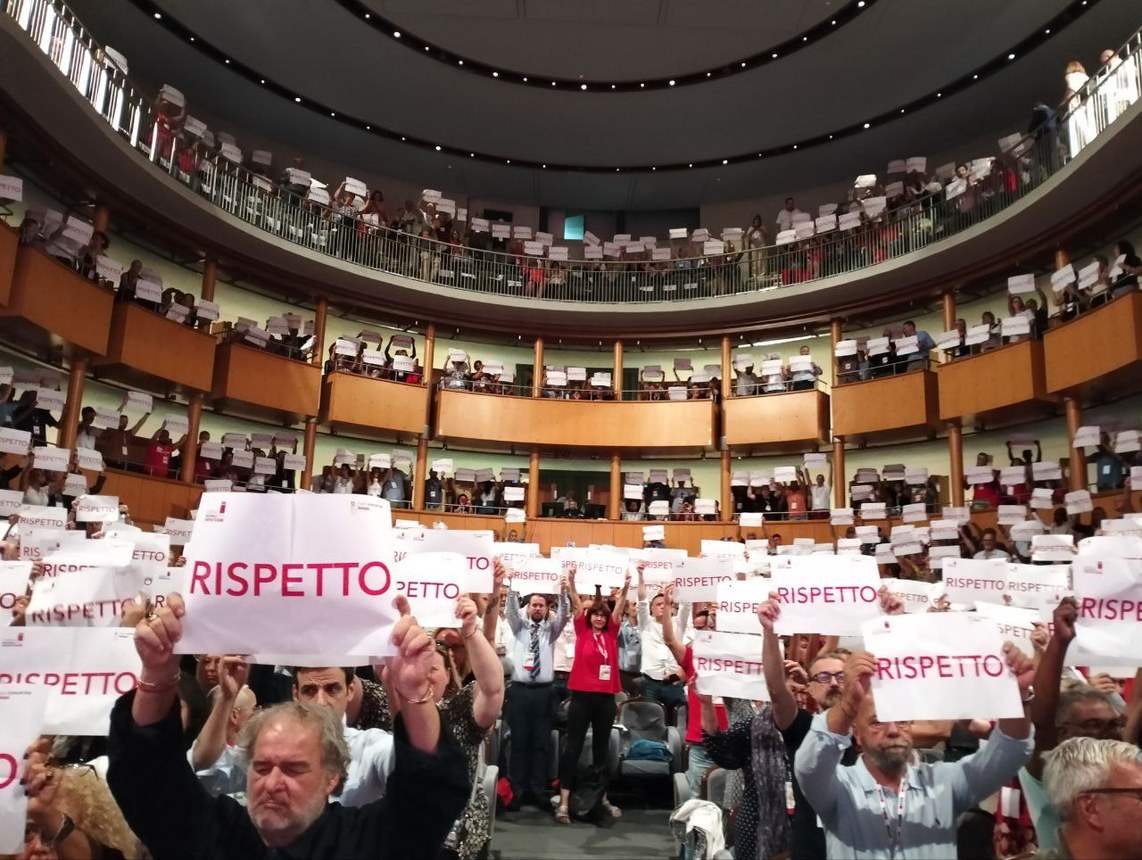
left=106, top=692, right=469, bottom=860
left=783, top=709, right=859, bottom=860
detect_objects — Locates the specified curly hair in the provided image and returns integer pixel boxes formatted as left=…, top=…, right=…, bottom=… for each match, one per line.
left=237, top=701, right=350, bottom=791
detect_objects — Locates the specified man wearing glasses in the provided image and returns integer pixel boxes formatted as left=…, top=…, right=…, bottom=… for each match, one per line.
left=1038, top=736, right=1142, bottom=860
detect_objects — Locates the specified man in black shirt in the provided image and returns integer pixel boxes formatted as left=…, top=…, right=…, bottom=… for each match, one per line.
left=107, top=593, right=468, bottom=860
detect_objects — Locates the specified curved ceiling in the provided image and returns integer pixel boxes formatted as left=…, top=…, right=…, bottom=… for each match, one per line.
left=62, top=0, right=1140, bottom=208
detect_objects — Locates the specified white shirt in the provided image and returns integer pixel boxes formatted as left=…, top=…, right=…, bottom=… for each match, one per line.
left=554, top=619, right=577, bottom=673
left=332, top=477, right=354, bottom=494
left=637, top=599, right=684, bottom=680
left=973, top=548, right=1010, bottom=560
left=810, top=484, right=831, bottom=511
left=505, top=591, right=570, bottom=683
left=194, top=722, right=394, bottom=805
left=76, top=428, right=98, bottom=449
left=775, top=207, right=805, bottom=232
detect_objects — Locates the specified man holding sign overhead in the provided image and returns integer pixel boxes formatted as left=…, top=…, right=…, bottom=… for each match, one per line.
left=794, top=624, right=1036, bottom=859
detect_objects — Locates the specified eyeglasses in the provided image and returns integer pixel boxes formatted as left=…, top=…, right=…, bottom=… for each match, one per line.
left=868, top=719, right=914, bottom=731
left=1062, top=718, right=1126, bottom=735
left=1081, top=788, right=1142, bottom=800
left=809, top=671, right=845, bottom=685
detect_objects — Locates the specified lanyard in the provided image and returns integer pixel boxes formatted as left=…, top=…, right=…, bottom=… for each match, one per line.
left=593, top=632, right=610, bottom=664
left=875, top=776, right=908, bottom=860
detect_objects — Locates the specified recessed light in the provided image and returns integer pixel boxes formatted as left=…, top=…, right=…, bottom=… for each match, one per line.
left=973, top=74, right=978, bottom=79
left=330, top=112, right=335, bottom=117
left=470, top=153, right=474, bottom=157
left=706, top=72, right=711, bottom=77
left=458, top=60, right=463, bottom=65
left=772, top=53, right=778, bottom=59
left=793, top=144, right=798, bottom=149
left=435, top=145, right=441, bottom=151
left=189, top=36, right=195, bottom=42
left=1008, top=53, right=1015, bottom=60
left=900, top=108, right=905, bottom=113
left=492, top=71, right=499, bottom=77
left=581, top=83, right=587, bottom=90
left=829, top=134, right=834, bottom=139
left=153, top=12, right=161, bottom=19
left=523, top=77, right=528, bottom=82
left=831, top=19, right=836, bottom=25
left=803, top=36, right=808, bottom=42
left=424, top=46, right=430, bottom=51
left=722, top=159, right=728, bottom=165
left=364, top=12, right=369, bottom=18
left=507, top=159, right=511, bottom=163
left=294, top=97, right=301, bottom=103
left=224, top=59, right=230, bottom=64
left=393, top=31, right=400, bottom=38
left=260, top=78, right=265, bottom=84
left=688, top=163, right=693, bottom=168
left=366, top=125, right=371, bottom=130
left=1044, top=28, right=1050, bottom=34
left=863, top=122, right=870, bottom=128
left=669, top=80, right=675, bottom=86
left=741, top=62, right=746, bottom=67
left=401, top=136, right=405, bottom=141
left=640, top=83, right=645, bottom=88
left=551, top=82, right=556, bottom=86
left=615, top=168, right=620, bottom=172
left=542, top=164, right=546, bottom=168
left=937, top=93, right=942, bottom=98
left=857, top=1, right=865, bottom=7
left=651, top=167, right=656, bottom=171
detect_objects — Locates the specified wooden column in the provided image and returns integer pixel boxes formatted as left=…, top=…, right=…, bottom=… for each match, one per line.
left=532, top=337, right=544, bottom=397
left=92, top=205, right=110, bottom=235
left=833, top=436, right=846, bottom=508
left=613, top=340, right=623, bottom=399
left=312, top=298, right=328, bottom=367
left=948, top=422, right=965, bottom=506
left=526, top=449, right=540, bottom=518
left=1065, top=396, right=1085, bottom=491
left=608, top=453, right=622, bottom=519
left=58, top=358, right=88, bottom=451
left=1055, top=248, right=1070, bottom=269
left=180, top=393, right=202, bottom=484
left=422, top=323, right=436, bottom=391
left=942, top=290, right=956, bottom=333
left=301, top=418, right=317, bottom=489
left=720, top=449, right=732, bottom=521
left=201, top=258, right=217, bottom=302
left=830, top=319, right=842, bottom=385
left=720, top=336, right=732, bottom=402
left=412, top=437, right=428, bottom=509
left=0, top=128, right=7, bottom=170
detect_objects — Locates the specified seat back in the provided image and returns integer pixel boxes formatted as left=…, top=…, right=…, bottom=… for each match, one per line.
left=704, top=767, right=728, bottom=808
left=618, top=699, right=668, bottom=743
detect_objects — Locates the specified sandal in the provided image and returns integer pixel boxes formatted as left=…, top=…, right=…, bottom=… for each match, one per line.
left=601, top=800, right=623, bottom=818
left=555, top=806, right=570, bottom=825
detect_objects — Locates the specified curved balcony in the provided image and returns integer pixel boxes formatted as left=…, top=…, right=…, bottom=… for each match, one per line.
left=3, top=7, right=1142, bottom=336
left=321, top=371, right=428, bottom=439
left=94, top=302, right=216, bottom=394
left=723, top=387, right=830, bottom=452
left=937, top=340, right=1055, bottom=428
left=211, top=341, right=319, bottom=422
left=832, top=369, right=940, bottom=442
left=435, top=388, right=717, bottom=451
left=0, top=245, right=113, bottom=357
left=1044, top=292, right=1142, bottom=401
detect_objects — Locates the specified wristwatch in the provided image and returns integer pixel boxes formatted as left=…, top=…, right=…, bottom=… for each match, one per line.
left=46, top=812, right=75, bottom=848
left=1021, top=685, right=1036, bottom=705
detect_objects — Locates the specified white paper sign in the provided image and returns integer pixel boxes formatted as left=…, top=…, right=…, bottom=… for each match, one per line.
left=391, top=552, right=476, bottom=628
left=25, top=564, right=144, bottom=628
left=0, top=562, right=32, bottom=627
left=672, top=557, right=734, bottom=602
left=770, top=555, right=882, bottom=635
left=715, top=579, right=772, bottom=635
left=75, top=495, right=119, bottom=523
left=880, top=578, right=941, bottom=614
left=508, top=557, right=562, bottom=592
left=15, top=506, right=68, bottom=529
left=393, top=530, right=494, bottom=592
left=861, top=613, right=1024, bottom=720
left=693, top=631, right=769, bottom=701
left=569, top=550, right=629, bottom=590
left=1073, top=556, right=1142, bottom=660
left=33, top=447, right=70, bottom=472
left=0, top=688, right=49, bottom=853
left=179, top=494, right=398, bottom=656
left=942, top=557, right=1009, bottom=604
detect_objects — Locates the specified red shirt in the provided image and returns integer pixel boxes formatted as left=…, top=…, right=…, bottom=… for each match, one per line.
left=568, top=612, right=621, bottom=694
left=146, top=441, right=175, bottom=477
left=681, top=646, right=727, bottom=744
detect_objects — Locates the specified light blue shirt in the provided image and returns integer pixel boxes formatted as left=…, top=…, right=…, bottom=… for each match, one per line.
left=505, top=590, right=569, bottom=684
left=794, top=712, right=1033, bottom=859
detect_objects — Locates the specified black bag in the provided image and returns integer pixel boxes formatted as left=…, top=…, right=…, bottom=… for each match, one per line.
left=568, top=764, right=607, bottom=824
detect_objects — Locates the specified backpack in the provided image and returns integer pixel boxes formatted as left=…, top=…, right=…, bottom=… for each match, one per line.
left=568, top=764, right=607, bottom=824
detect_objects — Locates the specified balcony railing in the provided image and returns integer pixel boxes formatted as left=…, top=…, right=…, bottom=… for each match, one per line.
left=6, top=0, right=1141, bottom=305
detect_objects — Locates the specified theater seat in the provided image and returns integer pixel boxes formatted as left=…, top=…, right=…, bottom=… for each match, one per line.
left=616, top=699, right=682, bottom=780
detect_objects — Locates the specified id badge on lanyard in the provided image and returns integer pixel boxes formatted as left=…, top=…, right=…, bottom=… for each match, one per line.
left=594, top=632, right=611, bottom=681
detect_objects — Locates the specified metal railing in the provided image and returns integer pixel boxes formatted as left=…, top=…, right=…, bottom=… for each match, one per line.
left=6, top=0, right=1141, bottom=306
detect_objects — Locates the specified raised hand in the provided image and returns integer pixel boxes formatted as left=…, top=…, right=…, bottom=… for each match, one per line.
left=1001, top=642, right=1035, bottom=695
left=842, top=650, right=878, bottom=712
left=1052, top=596, right=1078, bottom=644
left=388, top=595, right=434, bottom=702
left=877, top=585, right=904, bottom=616
left=757, top=591, right=781, bottom=632
left=454, top=595, right=479, bottom=635
left=217, top=655, right=250, bottom=700
left=134, top=592, right=185, bottom=677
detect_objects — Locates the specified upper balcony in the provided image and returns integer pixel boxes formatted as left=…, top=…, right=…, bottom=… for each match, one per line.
left=723, top=387, right=830, bottom=452
left=3, top=6, right=1142, bottom=338
left=0, top=245, right=113, bottom=357
left=94, top=302, right=216, bottom=394
left=1044, top=292, right=1142, bottom=402
left=211, top=341, right=320, bottom=422
left=435, top=388, right=717, bottom=451
left=937, top=340, right=1056, bottom=428
left=321, top=371, right=428, bottom=439
left=832, top=369, right=940, bottom=442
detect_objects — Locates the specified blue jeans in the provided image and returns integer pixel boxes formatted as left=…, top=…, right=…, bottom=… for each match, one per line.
left=686, top=742, right=714, bottom=797
left=642, top=675, right=687, bottom=718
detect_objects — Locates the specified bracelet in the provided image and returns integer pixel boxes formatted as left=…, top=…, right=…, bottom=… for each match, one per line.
left=461, top=627, right=479, bottom=640
left=399, top=684, right=435, bottom=705
left=135, top=672, right=181, bottom=694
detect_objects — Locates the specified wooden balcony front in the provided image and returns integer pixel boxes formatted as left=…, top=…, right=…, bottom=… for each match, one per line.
left=831, top=370, right=940, bottom=442
left=723, top=389, right=830, bottom=452
left=1044, top=292, right=1142, bottom=401
left=0, top=246, right=113, bottom=356
left=94, top=302, right=216, bottom=393
left=211, top=341, right=320, bottom=421
left=0, top=224, right=17, bottom=306
left=435, top=389, right=717, bottom=451
left=99, top=470, right=202, bottom=529
left=937, top=339, right=1055, bottom=427
left=321, top=371, right=428, bottom=439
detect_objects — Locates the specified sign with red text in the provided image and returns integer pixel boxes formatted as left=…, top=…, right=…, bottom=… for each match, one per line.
left=629, top=548, right=688, bottom=584
left=672, top=556, right=734, bottom=602
left=508, top=557, right=562, bottom=592
left=880, top=578, right=942, bottom=614
left=861, top=613, right=1024, bottom=720
left=75, top=495, right=120, bottom=523
left=391, top=552, right=471, bottom=628
left=0, top=688, right=50, bottom=853
left=179, top=494, right=400, bottom=657
left=25, top=565, right=143, bottom=627
left=562, top=549, right=629, bottom=590
left=162, top=517, right=195, bottom=545
left=32, top=447, right=70, bottom=472
left=715, top=579, right=771, bottom=634
left=693, top=631, right=769, bottom=700
left=1001, top=564, right=1072, bottom=609
left=0, top=428, right=30, bottom=456
left=942, top=557, right=1008, bottom=604
left=1073, top=556, right=1142, bottom=660
left=393, top=529, right=494, bottom=592
left=493, top=543, right=541, bottom=572
left=0, top=562, right=31, bottom=627
left=771, top=555, right=882, bottom=635
left=15, top=506, right=67, bottom=529
left=0, top=490, right=20, bottom=518
left=0, top=627, right=141, bottom=734
left=973, top=602, right=1046, bottom=650
left=944, top=558, right=1070, bottom=608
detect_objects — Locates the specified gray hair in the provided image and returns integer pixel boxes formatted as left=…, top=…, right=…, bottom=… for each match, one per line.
left=1043, top=737, right=1142, bottom=821
left=236, top=701, right=349, bottom=790
left=1055, top=687, right=1118, bottom=726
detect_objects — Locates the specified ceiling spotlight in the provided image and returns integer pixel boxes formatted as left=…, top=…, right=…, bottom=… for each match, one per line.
left=542, top=164, right=546, bottom=168
left=366, top=125, right=371, bottom=130
left=401, top=136, right=405, bottom=141
left=507, top=159, right=511, bottom=163
left=458, top=60, right=463, bottom=65
left=771, top=53, right=778, bottom=59
left=1044, top=28, right=1050, bottom=34
left=857, top=1, right=865, bottom=7
left=706, top=72, right=711, bottom=77
left=793, top=144, right=798, bottom=149
left=153, top=12, right=161, bottom=19
left=615, top=168, right=620, bottom=172
left=669, top=79, right=675, bottom=86
left=492, top=71, right=499, bottom=77
left=424, top=45, right=430, bottom=51
left=688, top=163, right=693, bottom=168
left=651, top=167, right=656, bottom=170
left=260, top=78, right=265, bottom=84
left=1008, top=53, right=1015, bottom=60
left=330, top=112, right=336, bottom=117
left=224, top=59, right=230, bottom=64
left=937, top=92, right=942, bottom=97
left=831, top=19, right=836, bottom=25
left=900, top=108, right=905, bottom=113
left=470, top=153, right=474, bottom=157
left=435, top=145, right=441, bottom=151
left=551, top=81, right=556, bottom=86
left=523, top=77, right=528, bottom=82
left=364, top=12, right=369, bottom=18
left=393, top=31, right=400, bottom=38
left=803, top=36, right=808, bottom=41
left=640, top=83, right=645, bottom=88
left=581, top=83, right=587, bottom=90
left=740, top=61, right=746, bottom=67
left=189, top=36, right=195, bottom=42
left=973, top=73, right=978, bottom=79
left=294, top=96, right=301, bottom=103
left=863, top=122, right=870, bottom=128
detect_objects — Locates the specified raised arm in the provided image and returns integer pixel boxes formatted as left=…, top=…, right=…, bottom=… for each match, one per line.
left=190, top=656, right=248, bottom=771
left=611, top=568, right=631, bottom=626
left=658, top=584, right=688, bottom=666
left=455, top=596, right=505, bottom=730
left=566, top=565, right=584, bottom=618
left=1027, top=597, right=1076, bottom=777
left=129, top=412, right=150, bottom=436
left=504, top=586, right=523, bottom=635
left=481, top=560, right=505, bottom=644
left=757, top=592, right=798, bottom=730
